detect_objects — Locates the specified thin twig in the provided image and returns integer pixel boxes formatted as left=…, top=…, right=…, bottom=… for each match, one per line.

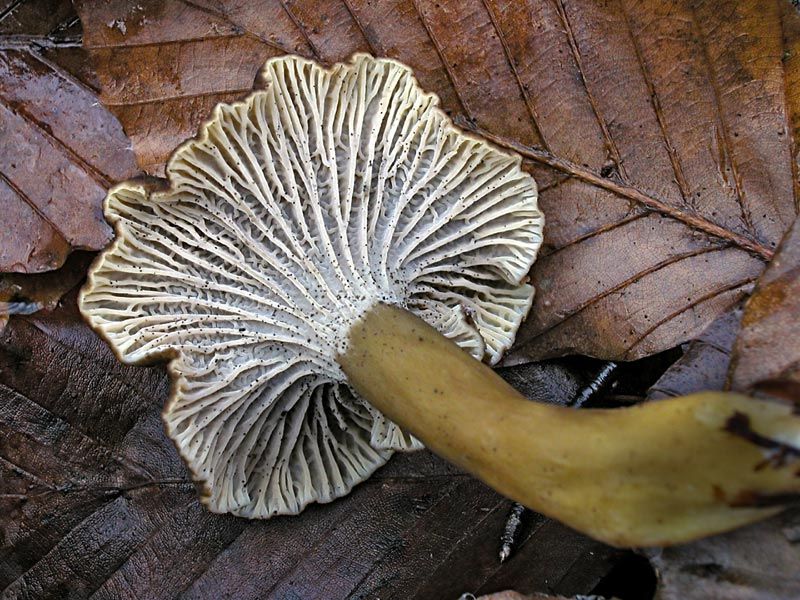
left=0, top=34, right=82, bottom=50
left=499, top=501, right=526, bottom=563
left=455, top=118, right=774, bottom=261
left=573, top=361, right=619, bottom=408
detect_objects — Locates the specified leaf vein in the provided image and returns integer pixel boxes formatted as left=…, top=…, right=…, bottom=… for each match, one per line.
left=341, top=0, right=381, bottom=55
left=0, top=88, right=112, bottom=189
left=554, top=0, right=626, bottom=178
left=276, top=0, right=324, bottom=61
left=178, top=0, right=301, bottom=57
left=526, top=245, right=729, bottom=343
left=688, top=3, right=755, bottom=234
left=624, top=278, right=755, bottom=358
left=410, top=0, right=474, bottom=120
left=480, top=0, right=549, bottom=149
left=618, top=0, right=692, bottom=204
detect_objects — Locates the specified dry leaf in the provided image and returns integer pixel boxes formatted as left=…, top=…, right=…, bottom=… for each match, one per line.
left=0, top=20, right=137, bottom=273
left=729, top=215, right=800, bottom=395
left=646, top=219, right=800, bottom=401
left=75, top=0, right=798, bottom=362
left=640, top=225, right=800, bottom=600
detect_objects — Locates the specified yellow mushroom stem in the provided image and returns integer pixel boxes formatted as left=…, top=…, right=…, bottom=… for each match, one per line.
left=338, top=303, right=800, bottom=547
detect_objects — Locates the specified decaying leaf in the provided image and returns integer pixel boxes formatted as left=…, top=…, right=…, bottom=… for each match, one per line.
left=729, top=216, right=800, bottom=396
left=3, top=0, right=800, bottom=597
left=639, top=238, right=800, bottom=600
left=0, top=0, right=78, bottom=38
left=0, top=22, right=137, bottom=273
left=74, top=0, right=798, bottom=362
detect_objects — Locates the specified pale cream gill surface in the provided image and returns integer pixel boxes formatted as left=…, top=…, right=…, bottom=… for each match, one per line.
left=80, top=54, right=543, bottom=518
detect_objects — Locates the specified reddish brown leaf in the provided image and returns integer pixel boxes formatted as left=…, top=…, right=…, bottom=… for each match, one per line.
left=0, top=5, right=138, bottom=274
left=74, top=0, right=798, bottom=361
left=729, top=215, right=800, bottom=395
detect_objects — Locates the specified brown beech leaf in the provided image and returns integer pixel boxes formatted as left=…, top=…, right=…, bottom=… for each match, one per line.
left=74, top=0, right=798, bottom=361
left=729, top=215, right=800, bottom=396
left=0, top=11, right=137, bottom=274
left=0, top=296, right=618, bottom=599
left=646, top=219, right=800, bottom=402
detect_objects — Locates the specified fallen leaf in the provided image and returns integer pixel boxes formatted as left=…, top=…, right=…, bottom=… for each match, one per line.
left=640, top=237, right=800, bottom=600
left=0, top=0, right=78, bottom=38
left=0, top=295, right=621, bottom=599
left=497, top=361, right=584, bottom=406
left=729, top=215, right=800, bottom=395
left=74, top=0, right=798, bottom=361
left=648, top=509, right=800, bottom=600
left=3, top=1, right=799, bottom=597
left=0, top=3, right=138, bottom=274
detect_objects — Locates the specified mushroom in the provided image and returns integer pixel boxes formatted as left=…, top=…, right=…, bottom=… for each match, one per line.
left=80, top=54, right=800, bottom=546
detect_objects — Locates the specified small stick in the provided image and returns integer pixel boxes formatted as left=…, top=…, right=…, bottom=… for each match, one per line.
left=498, top=361, right=620, bottom=562
left=499, top=501, right=527, bottom=563
left=573, top=362, right=619, bottom=408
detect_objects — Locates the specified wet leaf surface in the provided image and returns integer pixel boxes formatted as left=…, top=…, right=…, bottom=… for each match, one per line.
left=0, top=3, right=137, bottom=274
left=0, top=0, right=78, bottom=38
left=75, top=0, right=799, bottom=362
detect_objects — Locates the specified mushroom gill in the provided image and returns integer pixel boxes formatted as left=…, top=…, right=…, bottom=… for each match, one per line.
left=80, top=54, right=543, bottom=518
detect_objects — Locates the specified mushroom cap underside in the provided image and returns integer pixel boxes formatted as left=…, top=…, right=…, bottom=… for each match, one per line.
left=79, top=53, right=543, bottom=518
